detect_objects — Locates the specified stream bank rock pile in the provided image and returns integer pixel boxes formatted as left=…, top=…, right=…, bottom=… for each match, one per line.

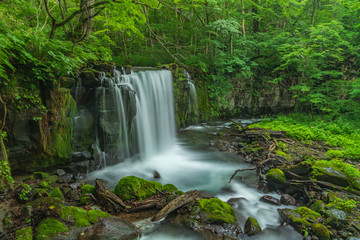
left=1, top=173, right=246, bottom=240
left=209, top=124, right=360, bottom=240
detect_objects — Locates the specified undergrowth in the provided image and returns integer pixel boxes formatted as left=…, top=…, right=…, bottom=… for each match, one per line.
left=250, top=114, right=360, bottom=160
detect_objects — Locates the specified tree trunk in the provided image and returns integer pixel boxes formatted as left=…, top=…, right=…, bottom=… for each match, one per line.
left=79, top=0, right=95, bottom=39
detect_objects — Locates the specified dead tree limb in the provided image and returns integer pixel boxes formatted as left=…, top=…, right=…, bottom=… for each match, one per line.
left=95, top=179, right=127, bottom=213
left=228, top=168, right=256, bottom=183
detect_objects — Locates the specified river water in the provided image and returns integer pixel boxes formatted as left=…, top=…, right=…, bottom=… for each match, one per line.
left=84, top=69, right=301, bottom=239
left=89, top=120, right=301, bottom=240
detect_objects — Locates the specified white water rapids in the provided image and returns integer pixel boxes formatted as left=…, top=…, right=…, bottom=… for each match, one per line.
left=88, top=70, right=301, bottom=240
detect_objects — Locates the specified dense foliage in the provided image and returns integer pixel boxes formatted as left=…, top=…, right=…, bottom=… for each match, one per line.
left=0, top=0, right=359, bottom=117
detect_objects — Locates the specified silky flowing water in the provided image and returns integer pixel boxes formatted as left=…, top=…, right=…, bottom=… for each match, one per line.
left=86, top=69, right=302, bottom=240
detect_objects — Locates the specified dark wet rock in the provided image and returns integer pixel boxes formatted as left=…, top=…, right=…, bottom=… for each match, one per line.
left=325, top=208, right=348, bottom=227
left=312, top=223, right=330, bottom=240
left=314, top=167, right=351, bottom=187
left=92, top=63, right=115, bottom=74
left=57, top=173, right=75, bottom=184
left=198, top=190, right=215, bottom=199
left=80, top=70, right=100, bottom=88
left=244, top=217, right=262, bottom=236
left=260, top=195, right=281, bottom=205
left=77, top=217, right=141, bottom=240
left=280, top=194, right=297, bottom=205
left=153, top=170, right=161, bottom=179
left=227, top=197, right=248, bottom=206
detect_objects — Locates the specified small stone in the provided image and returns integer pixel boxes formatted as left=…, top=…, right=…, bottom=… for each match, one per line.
left=244, top=217, right=262, bottom=236
left=260, top=195, right=281, bottom=205
left=153, top=170, right=161, bottom=179
left=281, top=194, right=297, bottom=205
left=56, top=169, right=66, bottom=176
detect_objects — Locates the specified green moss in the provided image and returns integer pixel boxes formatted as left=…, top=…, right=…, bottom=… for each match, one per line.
left=61, top=206, right=90, bottom=227
left=325, top=195, right=357, bottom=212
left=295, top=207, right=321, bottom=226
left=35, top=218, right=68, bottom=240
left=33, top=172, right=48, bottom=180
left=275, top=150, right=292, bottom=160
left=266, top=169, right=287, bottom=188
left=79, top=184, right=96, bottom=205
left=49, top=187, right=64, bottom=200
left=88, top=209, right=110, bottom=224
left=39, top=181, right=50, bottom=189
left=15, top=226, right=32, bottom=240
left=310, top=200, right=325, bottom=213
left=114, top=176, right=163, bottom=201
left=163, top=184, right=178, bottom=193
left=26, top=197, right=63, bottom=217
left=195, top=198, right=235, bottom=224
left=312, top=223, right=330, bottom=240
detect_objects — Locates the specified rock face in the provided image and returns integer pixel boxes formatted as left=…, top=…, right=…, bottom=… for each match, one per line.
left=6, top=87, right=76, bottom=172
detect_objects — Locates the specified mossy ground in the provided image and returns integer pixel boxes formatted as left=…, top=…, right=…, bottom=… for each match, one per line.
left=15, top=226, right=32, bottom=240
left=35, top=218, right=68, bottom=240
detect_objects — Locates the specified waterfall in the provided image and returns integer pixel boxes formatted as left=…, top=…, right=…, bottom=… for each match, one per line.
left=184, top=70, right=199, bottom=121
left=73, top=68, right=176, bottom=167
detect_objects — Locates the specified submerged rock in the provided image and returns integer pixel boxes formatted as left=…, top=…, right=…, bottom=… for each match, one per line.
left=260, top=195, right=281, bottom=205
left=244, top=217, right=262, bottom=236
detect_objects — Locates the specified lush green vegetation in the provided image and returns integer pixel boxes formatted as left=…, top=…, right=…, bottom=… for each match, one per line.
left=251, top=114, right=360, bottom=160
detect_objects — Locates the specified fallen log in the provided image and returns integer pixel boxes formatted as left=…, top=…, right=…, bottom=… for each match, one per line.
left=95, top=179, right=127, bottom=213
left=228, top=168, right=256, bottom=183
left=127, top=196, right=167, bottom=212
left=151, top=190, right=199, bottom=222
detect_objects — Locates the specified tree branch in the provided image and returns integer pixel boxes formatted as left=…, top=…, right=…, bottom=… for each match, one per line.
left=132, top=0, right=161, bottom=10
left=0, top=95, right=7, bottom=131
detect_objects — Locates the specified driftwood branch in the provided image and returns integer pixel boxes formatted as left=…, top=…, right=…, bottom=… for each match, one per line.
left=95, top=179, right=127, bottom=213
left=152, top=190, right=199, bottom=221
left=228, top=168, right=256, bottom=183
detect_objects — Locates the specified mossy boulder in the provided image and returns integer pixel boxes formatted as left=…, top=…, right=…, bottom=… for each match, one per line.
left=25, top=197, right=64, bottom=217
left=266, top=169, right=288, bottom=189
left=244, top=217, right=262, bottom=236
left=35, top=218, right=68, bottom=240
left=310, top=200, right=326, bottom=213
left=79, top=184, right=96, bottom=205
left=191, top=198, right=235, bottom=224
left=114, top=176, right=163, bottom=201
left=61, top=206, right=110, bottom=227
left=312, top=223, right=330, bottom=240
left=278, top=207, right=321, bottom=231
left=49, top=187, right=64, bottom=200
left=15, top=226, right=32, bottom=240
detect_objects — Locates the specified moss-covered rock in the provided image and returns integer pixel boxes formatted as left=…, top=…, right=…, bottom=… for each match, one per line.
left=278, top=207, right=321, bottom=232
left=244, top=217, right=262, bottom=236
left=88, top=209, right=110, bottom=224
left=61, top=206, right=90, bottom=227
left=191, top=198, right=235, bottom=224
left=15, top=226, right=32, bottom=240
left=114, top=176, right=163, bottom=201
left=33, top=172, right=48, bottom=180
left=35, top=218, right=68, bottom=240
left=49, top=187, right=64, bottom=200
left=312, top=223, right=330, bottom=240
left=25, top=197, right=64, bottom=217
left=163, top=184, right=178, bottom=193
left=79, top=184, right=96, bottom=205
left=310, top=200, right=326, bottom=213
left=266, top=168, right=288, bottom=189
left=61, top=206, right=110, bottom=227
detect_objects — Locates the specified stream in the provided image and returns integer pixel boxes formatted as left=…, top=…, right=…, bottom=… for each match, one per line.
left=89, top=119, right=302, bottom=240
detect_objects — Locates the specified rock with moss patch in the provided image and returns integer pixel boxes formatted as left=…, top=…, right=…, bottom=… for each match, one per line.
left=266, top=169, right=288, bottom=189
left=191, top=198, right=235, bottom=224
left=25, top=197, right=64, bottom=218
left=35, top=218, right=68, bottom=240
left=310, top=200, right=326, bottom=213
left=49, top=187, right=64, bottom=200
left=278, top=207, right=321, bottom=231
left=325, top=208, right=348, bottom=227
left=88, top=209, right=110, bottom=224
left=34, top=172, right=48, bottom=180
left=114, top=176, right=163, bottom=201
left=312, top=223, right=330, bottom=240
left=79, top=184, right=96, bottom=205
left=244, top=217, right=262, bottom=236
left=61, top=206, right=110, bottom=227
left=15, top=226, right=32, bottom=240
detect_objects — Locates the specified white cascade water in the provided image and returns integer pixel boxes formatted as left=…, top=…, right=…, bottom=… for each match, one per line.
left=184, top=70, right=198, bottom=115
